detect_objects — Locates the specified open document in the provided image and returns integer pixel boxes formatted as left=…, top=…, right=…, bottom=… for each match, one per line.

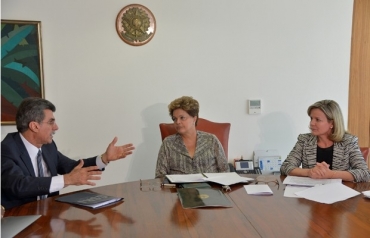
left=166, top=174, right=205, bottom=183
left=166, top=172, right=254, bottom=186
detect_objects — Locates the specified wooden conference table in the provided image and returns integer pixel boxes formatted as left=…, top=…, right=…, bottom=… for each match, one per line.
left=4, top=175, right=370, bottom=238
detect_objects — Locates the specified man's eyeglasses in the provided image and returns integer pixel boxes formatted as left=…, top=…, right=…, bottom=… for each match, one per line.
left=40, top=120, right=56, bottom=126
left=255, top=175, right=280, bottom=189
left=140, top=179, right=161, bottom=192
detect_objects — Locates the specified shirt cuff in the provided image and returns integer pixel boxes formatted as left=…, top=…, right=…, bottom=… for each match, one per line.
left=96, top=155, right=107, bottom=169
left=50, top=175, right=65, bottom=193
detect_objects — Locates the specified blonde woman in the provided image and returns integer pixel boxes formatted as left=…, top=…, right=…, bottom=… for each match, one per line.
left=280, top=100, right=370, bottom=182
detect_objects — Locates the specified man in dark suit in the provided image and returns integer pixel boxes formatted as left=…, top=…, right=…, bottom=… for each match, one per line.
left=1, top=97, right=135, bottom=209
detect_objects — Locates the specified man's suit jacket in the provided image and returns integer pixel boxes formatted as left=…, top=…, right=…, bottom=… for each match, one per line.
left=1, top=132, right=97, bottom=209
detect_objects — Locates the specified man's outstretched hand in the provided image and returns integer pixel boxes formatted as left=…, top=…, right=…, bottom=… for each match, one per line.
left=64, top=160, right=102, bottom=186
left=101, top=137, right=135, bottom=164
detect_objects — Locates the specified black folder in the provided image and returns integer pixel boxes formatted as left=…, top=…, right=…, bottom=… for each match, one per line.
left=55, top=191, right=123, bottom=209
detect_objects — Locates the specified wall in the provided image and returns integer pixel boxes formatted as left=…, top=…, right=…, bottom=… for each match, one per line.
left=1, top=0, right=354, bottom=193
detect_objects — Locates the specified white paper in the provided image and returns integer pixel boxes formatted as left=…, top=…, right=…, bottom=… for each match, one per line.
left=284, top=185, right=309, bottom=198
left=204, top=172, right=254, bottom=186
left=166, top=172, right=254, bottom=185
left=294, top=183, right=360, bottom=204
left=362, top=190, right=370, bottom=198
left=166, top=174, right=205, bottom=183
left=244, top=184, right=273, bottom=195
left=283, top=176, right=342, bottom=187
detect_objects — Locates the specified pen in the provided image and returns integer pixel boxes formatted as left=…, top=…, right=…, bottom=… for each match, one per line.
left=201, top=172, right=208, bottom=178
left=163, top=183, right=176, bottom=188
left=161, top=176, right=176, bottom=188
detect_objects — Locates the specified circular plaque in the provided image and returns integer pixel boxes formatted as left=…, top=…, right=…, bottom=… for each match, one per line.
left=115, top=4, right=156, bottom=46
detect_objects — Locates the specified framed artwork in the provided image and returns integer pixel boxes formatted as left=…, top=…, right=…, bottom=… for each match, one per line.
left=1, top=20, right=44, bottom=125
left=116, top=4, right=156, bottom=46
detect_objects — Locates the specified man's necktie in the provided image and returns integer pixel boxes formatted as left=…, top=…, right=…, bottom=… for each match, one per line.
left=37, top=150, right=47, bottom=200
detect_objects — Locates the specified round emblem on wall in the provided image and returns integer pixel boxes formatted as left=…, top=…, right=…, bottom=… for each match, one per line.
left=115, top=4, right=156, bottom=46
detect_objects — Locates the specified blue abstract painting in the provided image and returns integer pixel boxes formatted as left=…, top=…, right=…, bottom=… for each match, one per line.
left=1, top=20, right=44, bottom=124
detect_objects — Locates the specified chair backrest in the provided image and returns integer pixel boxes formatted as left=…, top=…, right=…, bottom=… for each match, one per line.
left=360, top=147, right=369, bottom=162
left=159, top=118, right=231, bottom=158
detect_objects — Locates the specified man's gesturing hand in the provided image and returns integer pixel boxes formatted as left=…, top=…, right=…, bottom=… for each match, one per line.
left=102, top=137, right=135, bottom=163
left=64, top=160, right=102, bottom=187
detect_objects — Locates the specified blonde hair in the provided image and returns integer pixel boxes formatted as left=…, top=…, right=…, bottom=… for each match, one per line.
left=307, top=100, right=346, bottom=142
left=168, top=96, right=199, bottom=125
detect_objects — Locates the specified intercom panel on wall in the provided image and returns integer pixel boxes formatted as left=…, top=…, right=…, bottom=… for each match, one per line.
left=248, top=99, right=261, bottom=114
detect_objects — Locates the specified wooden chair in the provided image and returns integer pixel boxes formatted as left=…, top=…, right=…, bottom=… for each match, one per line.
left=159, top=118, right=231, bottom=159
left=360, top=147, right=369, bottom=162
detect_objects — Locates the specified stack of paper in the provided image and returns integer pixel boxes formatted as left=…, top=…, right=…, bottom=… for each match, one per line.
left=244, top=184, right=273, bottom=195
left=283, top=176, right=360, bottom=204
left=283, top=176, right=342, bottom=198
left=283, top=176, right=342, bottom=186
left=294, top=183, right=360, bottom=204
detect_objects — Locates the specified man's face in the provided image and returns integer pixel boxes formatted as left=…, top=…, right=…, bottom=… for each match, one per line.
left=36, top=109, right=59, bottom=145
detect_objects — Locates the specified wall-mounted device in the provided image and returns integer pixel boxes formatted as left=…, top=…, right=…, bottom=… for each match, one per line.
left=248, top=99, right=261, bottom=114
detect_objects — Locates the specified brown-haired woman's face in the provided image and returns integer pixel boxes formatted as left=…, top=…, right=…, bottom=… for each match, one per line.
left=172, top=109, right=196, bottom=135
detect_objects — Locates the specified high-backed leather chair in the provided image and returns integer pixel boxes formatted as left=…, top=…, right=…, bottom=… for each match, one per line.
left=159, top=118, right=231, bottom=159
left=360, top=147, right=369, bottom=162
